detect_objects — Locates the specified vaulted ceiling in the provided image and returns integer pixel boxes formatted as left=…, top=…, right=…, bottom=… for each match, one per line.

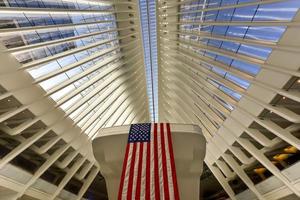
left=0, top=0, right=299, bottom=199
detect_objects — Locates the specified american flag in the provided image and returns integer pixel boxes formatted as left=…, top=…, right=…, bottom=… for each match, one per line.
left=118, top=123, right=180, bottom=200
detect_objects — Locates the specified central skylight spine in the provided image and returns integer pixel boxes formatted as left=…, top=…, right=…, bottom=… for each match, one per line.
left=139, top=0, right=158, bottom=122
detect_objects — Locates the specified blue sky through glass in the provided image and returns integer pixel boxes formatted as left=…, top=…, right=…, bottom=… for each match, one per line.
left=179, top=0, right=300, bottom=111
left=138, top=0, right=158, bottom=122
left=0, top=0, right=122, bottom=134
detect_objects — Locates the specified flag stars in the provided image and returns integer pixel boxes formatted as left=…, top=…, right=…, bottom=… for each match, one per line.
left=128, top=123, right=151, bottom=143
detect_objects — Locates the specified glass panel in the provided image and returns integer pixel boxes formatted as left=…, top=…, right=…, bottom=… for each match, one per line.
left=139, top=0, right=158, bottom=122
left=178, top=0, right=300, bottom=114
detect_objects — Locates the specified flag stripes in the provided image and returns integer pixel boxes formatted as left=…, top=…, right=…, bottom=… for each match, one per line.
left=118, top=123, right=180, bottom=200
left=153, top=123, right=160, bottom=200
left=161, top=124, right=170, bottom=200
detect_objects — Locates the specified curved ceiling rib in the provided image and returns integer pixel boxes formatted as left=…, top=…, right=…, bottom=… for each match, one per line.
left=0, top=0, right=299, bottom=199
left=158, top=0, right=300, bottom=199
left=0, top=0, right=148, bottom=199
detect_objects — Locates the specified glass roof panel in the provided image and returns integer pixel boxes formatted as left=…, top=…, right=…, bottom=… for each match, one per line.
left=0, top=0, right=123, bottom=137
left=138, top=0, right=158, bottom=122
left=178, top=0, right=300, bottom=114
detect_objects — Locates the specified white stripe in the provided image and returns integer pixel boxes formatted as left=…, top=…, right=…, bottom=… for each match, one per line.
left=140, top=142, right=147, bottom=200
left=164, top=124, right=175, bottom=200
left=132, top=143, right=140, bottom=199
left=150, top=123, right=155, bottom=200
left=157, top=124, right=164, bottom=199
left=122, top=143, right=133, bottom=200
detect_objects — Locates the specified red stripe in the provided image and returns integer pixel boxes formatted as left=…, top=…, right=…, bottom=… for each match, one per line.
left=118, top=144, right=130, bottom=200
left=160, top=123, right=170, bottom=199
left=127, top=143, right=137, bottom=200
left=153, top=123, right=161, bottom=200
left=145, top=137, right=151, bottom=200
left=167, top=123, right=180, bottom=200
left=135, top=142, right=144, bottom=199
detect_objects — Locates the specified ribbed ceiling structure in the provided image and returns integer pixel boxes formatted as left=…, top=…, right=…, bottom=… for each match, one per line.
left=0, top=0, right=299, bottom=199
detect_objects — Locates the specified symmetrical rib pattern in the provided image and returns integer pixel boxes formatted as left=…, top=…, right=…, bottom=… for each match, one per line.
left=0, top=0, right=148, bottom=199
left=158, top=0, right=300, bottom=199
left=0, top=0, right=300, bottom=199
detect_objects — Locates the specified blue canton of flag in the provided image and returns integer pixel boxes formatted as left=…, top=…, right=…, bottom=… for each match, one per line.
left=128, top=123, right=151, bottom=143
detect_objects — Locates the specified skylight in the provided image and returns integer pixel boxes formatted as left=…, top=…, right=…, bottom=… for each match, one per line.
left=138, top=0, right=158, bottom=122
left=178, top=0, right=300, bottom=113
left=0, top=0, right=127, bottom=138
